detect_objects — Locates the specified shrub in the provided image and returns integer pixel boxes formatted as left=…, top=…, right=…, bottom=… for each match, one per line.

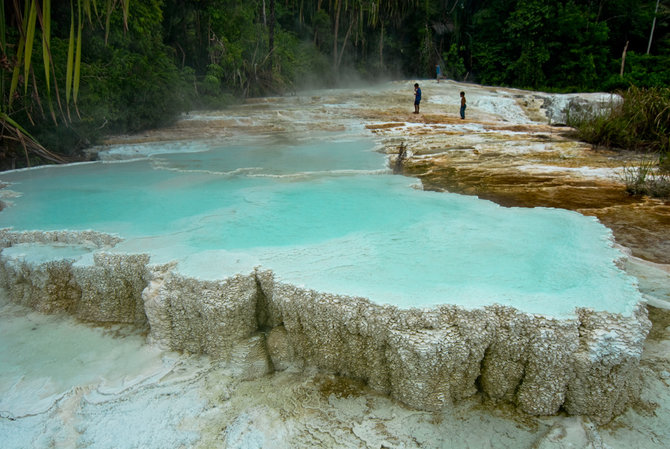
left=620, top=159, right=670, bottom=197
left=569, top=87, right=670, bottom=198
left=621, top=159, right=655, bottom=194
left=568, top=86, right=670, bottom=155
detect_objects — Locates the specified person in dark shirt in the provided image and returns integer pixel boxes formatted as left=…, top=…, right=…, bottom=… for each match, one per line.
left=460, top=91, right=466, bottom=119
left=414, top=83, right=422, bottom=114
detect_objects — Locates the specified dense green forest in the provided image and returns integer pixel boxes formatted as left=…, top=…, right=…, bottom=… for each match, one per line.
left=1, top=0, right=668, bottom=168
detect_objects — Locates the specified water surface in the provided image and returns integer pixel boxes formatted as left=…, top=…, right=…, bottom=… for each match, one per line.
left=0, top=135, right=641, bottom=317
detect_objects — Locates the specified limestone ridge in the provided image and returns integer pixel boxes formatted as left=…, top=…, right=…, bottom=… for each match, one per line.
left=0, top=229, right=650, bottom=424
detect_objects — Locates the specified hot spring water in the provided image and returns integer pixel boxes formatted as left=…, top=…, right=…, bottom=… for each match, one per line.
left=0, top=121, right=650, bottom=446
left=0, top=136, right=641, bottom=316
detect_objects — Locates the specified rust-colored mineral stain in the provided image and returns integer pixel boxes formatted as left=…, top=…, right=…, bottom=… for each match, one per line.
left=584, top=201, right=670, bottom=264
left=366, top=123, right=405, bottom=130
left=317, top=375, right=367, bottom=399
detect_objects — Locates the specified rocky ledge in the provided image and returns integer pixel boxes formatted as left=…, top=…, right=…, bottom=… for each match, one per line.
left=0, top=229, right=650, bottom=424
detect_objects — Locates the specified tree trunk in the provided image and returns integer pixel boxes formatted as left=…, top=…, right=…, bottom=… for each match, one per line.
left=262, top=0, right=267, bottom=25
left=333, top=0, right=341, bottom=70
left=337, top=17, right=354, bottom=69
left=379, top=22, right=384, bottom=69
left=620, top=40, right=629, bottom=77
left=269, top=0, right=275, bottom=69
left=647, top=0, right=660, bottom=54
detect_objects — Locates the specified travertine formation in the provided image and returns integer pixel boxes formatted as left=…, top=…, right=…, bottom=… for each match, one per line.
left=0, top=229, right=650, bottom=424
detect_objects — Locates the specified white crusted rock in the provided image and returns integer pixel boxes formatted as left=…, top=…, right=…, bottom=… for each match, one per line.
left=516, top=319, right=579, bottom=416
left=0, top=258, right=80, bottom=313
left=142, top=271, right=258, bottom=358
left=564, top=305, right=651, bottom=423
left=228, top=334, right=274, bottom=380
left=266, top=325, right=294, bottom=371
left=0, top=229, right=652, bottom=423
left=72, top=252, right=150, bottom=323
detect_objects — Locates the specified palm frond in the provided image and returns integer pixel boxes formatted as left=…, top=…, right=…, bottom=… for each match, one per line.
left=41, top=0, right=50, bottom=95
left=23, top=0, right=37, bottom=95
left=66, top=1, right=75, bottom=112
left=74, top=0, right=83, bottom=108
left=1, top=112, right=69, bottom=165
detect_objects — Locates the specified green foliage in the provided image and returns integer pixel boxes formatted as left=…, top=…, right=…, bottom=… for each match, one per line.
left=311, top=9, right=333, bottom=53
left=566, top=103, right=627, bottom=151
left=471, top=4, right=513, bottom=86
left=4, top=0, right=188, bottom=161
left=2, top=0, right=670, bottom=169
left=620, top=159, right=670, bottom=197
left=569, top=86, right=670, bottom=154
left=471, top=0, right=617, bottom=90
left=617, top=86, right=670, bottom=154
left=568, top=86, right=670, bottom=197
left=607, top=52, right=670, bottom=89
left=441, top=43, right=467, bottom=80
left=504, top=0, right=552, bottom=88
left=83, top=48, right=184, bottom=132
left=568, top=85, right=670, bottom=197
left=544, top=2, right=610, bottom=91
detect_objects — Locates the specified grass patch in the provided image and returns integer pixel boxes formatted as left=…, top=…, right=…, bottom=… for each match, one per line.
left=568, top=86, right=669, bottom=154
left=620, top=159, right=670, bottom=197
left=567, top=86, right=670, bottom=198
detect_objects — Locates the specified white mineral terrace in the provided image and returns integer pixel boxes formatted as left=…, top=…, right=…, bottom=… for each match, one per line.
left=1, top=81, right=665, bottom=448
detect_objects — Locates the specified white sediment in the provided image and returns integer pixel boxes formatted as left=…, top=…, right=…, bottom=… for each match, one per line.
left=0, top=228, right=651, bottom=424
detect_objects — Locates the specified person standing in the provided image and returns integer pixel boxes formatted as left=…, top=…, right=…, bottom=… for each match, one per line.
left=436, top=64, right=442, bottom=83
left=460, top=91, right=466, bottom=119
left=414, top=83, right=422, bottom=114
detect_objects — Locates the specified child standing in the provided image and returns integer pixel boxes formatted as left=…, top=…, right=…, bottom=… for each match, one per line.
left=414, top=83, right=422, bottom=114
left=460, top=91, right=466, bottom=119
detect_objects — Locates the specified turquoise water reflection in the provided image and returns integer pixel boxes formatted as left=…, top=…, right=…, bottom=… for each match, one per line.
left=0, top=137, right=641, bottom=317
